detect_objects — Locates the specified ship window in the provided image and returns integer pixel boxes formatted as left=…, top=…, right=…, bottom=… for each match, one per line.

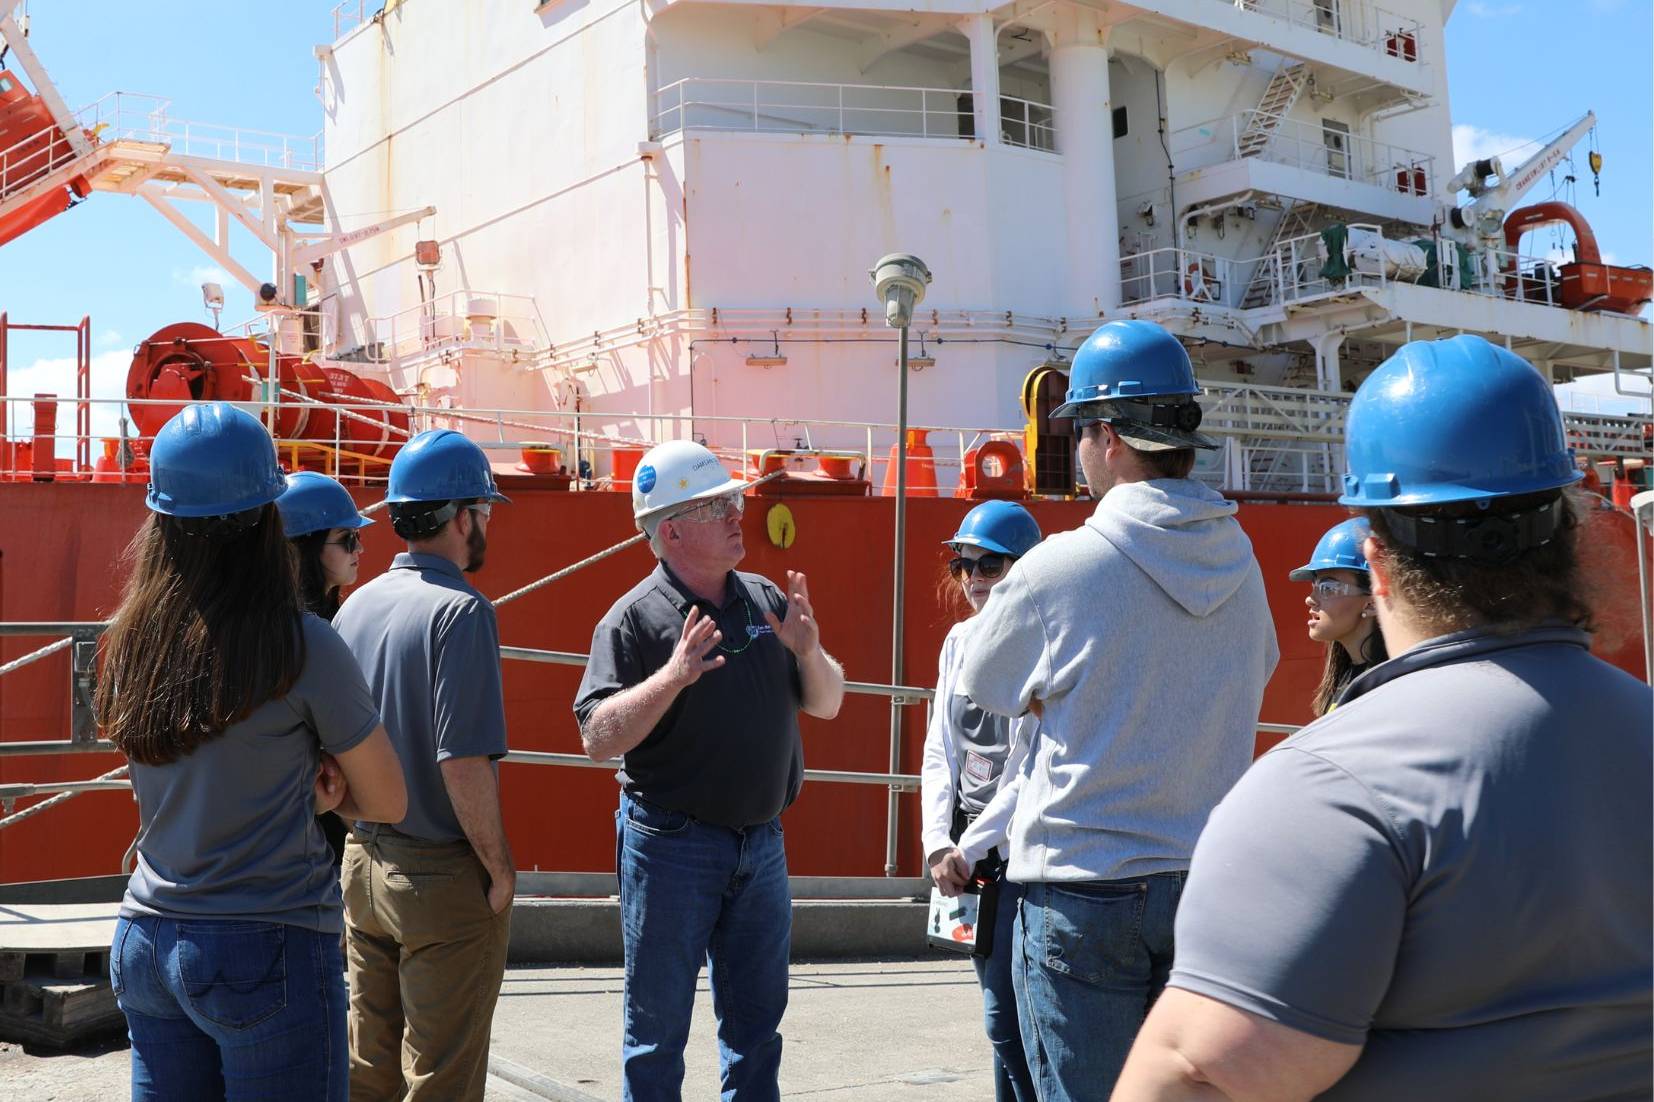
left=1314, top=0, right=1341, bottom=34
left=1112, top=106, right=1128, bottom=139
left=1322, top=119, right=1350, bottom=179
left=0, top=76, right=12, bottom=94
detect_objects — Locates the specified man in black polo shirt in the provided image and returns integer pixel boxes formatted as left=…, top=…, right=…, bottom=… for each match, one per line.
left=575, top=440, right=845, bottom=1102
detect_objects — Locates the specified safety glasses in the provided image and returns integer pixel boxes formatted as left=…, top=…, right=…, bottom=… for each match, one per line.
left=1308, top=578, right=1366, bottom=600
left=467, top=502, right=493, bottom=521
left=948, top=553, right=1010, bottom=581
left=675, top=493, right=746, bottom=524
left=325, top=531, right=363, bottom=553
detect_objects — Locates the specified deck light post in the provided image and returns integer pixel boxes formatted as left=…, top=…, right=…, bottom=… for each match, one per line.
left=869, top=252, right=931, bottom=876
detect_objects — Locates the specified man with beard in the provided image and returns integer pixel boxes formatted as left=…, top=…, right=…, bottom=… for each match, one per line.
left=333, top=429, right=515, bottom=1102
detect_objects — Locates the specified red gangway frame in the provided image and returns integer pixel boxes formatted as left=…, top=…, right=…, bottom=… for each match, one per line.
left=0, top=312, right=92, bottom=473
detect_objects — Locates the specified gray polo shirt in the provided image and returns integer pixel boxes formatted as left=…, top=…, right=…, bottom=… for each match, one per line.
left=121, top=613, right=380, bottom=934
left=1171, top=626, right=1653, bottom=1099
left=574, top=563, right=802, bottom=828
left=333, top=552, right=509, bottom=843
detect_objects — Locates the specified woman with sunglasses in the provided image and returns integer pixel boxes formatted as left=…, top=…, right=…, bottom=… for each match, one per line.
left=1292, top=518, right=1389, bottom=716
left=277, top=470, right=377, bottom=868
left=920, top=499, right=1043, bottom=1102
left=277, top=471, right=375, bottom=621
left=101, top=403, right=406, bottom=1101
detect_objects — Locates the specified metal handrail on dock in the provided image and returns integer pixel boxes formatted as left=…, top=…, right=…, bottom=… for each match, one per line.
left=0, top=625, right=1305, bottom=877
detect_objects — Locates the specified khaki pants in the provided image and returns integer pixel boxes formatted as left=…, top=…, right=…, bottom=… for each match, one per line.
left=342, top=827, right=511, bottom=1102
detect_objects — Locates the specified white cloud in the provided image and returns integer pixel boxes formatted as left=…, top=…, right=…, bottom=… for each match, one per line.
left=6, top=349, right=133, bottom=456
left=1451, top=124, right=1539, bottom=170
left=172, top=264, right=231, bottom=290
left=1466, top=1, right=1523, bottom=16
left=96, top=329, right=125, bottom=348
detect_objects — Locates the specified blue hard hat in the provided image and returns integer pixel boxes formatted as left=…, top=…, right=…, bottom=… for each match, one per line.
left=386, top=429, right=511, bottom=504
left=1051, top=320, right=1217, bottom=450
left=945, top=500, right=1042, bottom=558
left=276, top=471, right=375, bottom=538
left=145, top=402, right=287, bottom=518
left=1288, top=518, right=1371, bottom=581
left=1339, top=335, right=1582, bottom=507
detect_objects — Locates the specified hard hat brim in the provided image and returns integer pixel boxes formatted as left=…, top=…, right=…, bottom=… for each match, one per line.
left=944, top=533, right=1018, bottom=557
left=635, top=476, right=747, bottom=525
left=147, top=482, right=285, bottom=518
left=1110, top=420, right=1221, bottom=452
left=1336, top=468, right=1582, bottom=508
left=1288, top=562, right=1369, bottom=582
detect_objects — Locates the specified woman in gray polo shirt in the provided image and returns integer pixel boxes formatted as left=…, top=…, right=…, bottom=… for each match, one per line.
left=920, top=500, right=1042, bottom=1102
left=98, top=403, right=405, bottom=1102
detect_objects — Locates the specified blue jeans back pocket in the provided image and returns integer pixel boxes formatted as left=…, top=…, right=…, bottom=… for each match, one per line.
left=1040, top=881, right=1149, bottom=990
left=176, top=921, right=288, bottom=1030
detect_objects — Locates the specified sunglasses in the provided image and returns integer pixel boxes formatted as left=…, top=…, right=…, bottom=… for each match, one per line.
left=948, top=553, right=1011, bottom=581
left=675, top=494, right=746, bottom=524
left=325, top=531, right=363, bottom=553
left=1308, top=578, right=1366, bottom=599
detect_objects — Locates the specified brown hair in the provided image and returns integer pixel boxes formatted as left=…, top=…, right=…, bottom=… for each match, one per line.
left=1129, top=444, right=1197, bottom=480
left=1311, top=612, right=1390, bottom=716
left=95, top=505, right=307, bottom=766
left=1361, top=488, right=1593, bottom=639
left=934, top=555, right=972, bottom=625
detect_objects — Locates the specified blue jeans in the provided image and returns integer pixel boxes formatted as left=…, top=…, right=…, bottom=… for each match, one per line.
left=616, top=792, right=791, bottom=1102
left=972, top=878, right=1037, bottom=1102
left=111, top=913, right=348, bottom=1102
left=1012, top=873, right=1186, bottom=1102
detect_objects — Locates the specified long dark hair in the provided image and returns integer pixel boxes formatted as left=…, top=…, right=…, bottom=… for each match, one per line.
left=1312, top=614, right=1389, bottom=717
left=291, top=529, right=341, bottom=620
left=96, top=504, right=307, bottom=765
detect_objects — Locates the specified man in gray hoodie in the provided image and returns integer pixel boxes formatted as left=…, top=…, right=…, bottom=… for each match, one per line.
left=958, top=320, right=1278, bottom=1101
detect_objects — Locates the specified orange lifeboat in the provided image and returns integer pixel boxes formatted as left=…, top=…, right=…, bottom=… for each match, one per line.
left=1503, top=202, right=1654, bottom=314
left=0, top=71, right=93, bottom=248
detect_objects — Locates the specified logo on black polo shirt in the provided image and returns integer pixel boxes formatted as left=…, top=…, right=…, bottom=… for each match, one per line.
left=747, top=623, right=774, bottom=639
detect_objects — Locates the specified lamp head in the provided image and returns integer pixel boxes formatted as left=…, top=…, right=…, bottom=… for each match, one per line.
left=869, top=253, right=932, bottom=329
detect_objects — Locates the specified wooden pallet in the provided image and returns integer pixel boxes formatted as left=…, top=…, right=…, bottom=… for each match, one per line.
left=0, top=904, right=124, bottom=1047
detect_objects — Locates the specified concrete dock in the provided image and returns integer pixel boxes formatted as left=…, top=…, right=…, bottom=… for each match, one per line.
left=2, top=958, right=999, bottom=1101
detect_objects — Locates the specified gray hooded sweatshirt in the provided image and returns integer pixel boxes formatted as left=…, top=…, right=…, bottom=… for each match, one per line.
left=958, top=478, right=1278, bottom=883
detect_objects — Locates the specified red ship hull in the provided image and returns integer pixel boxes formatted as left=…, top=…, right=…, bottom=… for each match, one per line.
left=1, top=484, right=1647, bottom=884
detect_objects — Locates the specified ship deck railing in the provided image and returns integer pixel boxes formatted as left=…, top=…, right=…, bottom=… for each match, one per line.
left=1229, top=0, right=1424, bottom=56
left=73, top=92, right=322, bottom=172
left=0, top=90, right=321, bottom=203
left=1169, top=110, right=1435, bottom=198
left=2, top=380, right=1649, bottom=503
left=329, top=290, right=552, bottom=367
left=649, top=78, right=1056, bottom=154
left=1120, top=224, right=1647, bottom=316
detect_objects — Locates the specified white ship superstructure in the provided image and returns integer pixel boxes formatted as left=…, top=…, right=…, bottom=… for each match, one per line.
left=2, top=0, right=1646, bottom=492
left=305, top=0, right=1649, bottom=491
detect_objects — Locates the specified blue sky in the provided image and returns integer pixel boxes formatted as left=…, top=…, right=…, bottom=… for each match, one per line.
left=0, top=1, right=1648, bottom=432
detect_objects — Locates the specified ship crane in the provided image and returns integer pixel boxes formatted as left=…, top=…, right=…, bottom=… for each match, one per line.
left=1444, top=111, right=1596, bottom=282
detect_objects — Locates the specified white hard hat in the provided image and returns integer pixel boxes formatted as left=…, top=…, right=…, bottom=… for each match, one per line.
left=632, top=440, right=746, bottom=527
